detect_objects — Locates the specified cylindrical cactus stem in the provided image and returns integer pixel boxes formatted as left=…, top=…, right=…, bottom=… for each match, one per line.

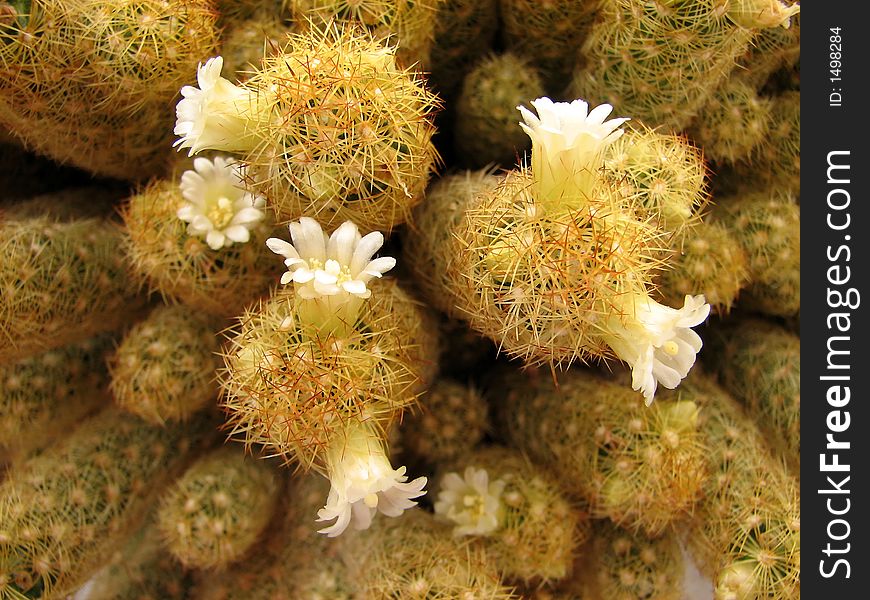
left=499, top=0, right=600, bottom=95
left=690, top=77, right=774, bottom=164
left=402, top=168, right=501, bottom=317
left=401, top=378, right=489, bottom=466
left=286, top=0, right=443, bottom=70
left=156, top=446, right=281, bottom=570
left=602, top=124, right=709, bottom=235
left=587, top=520, right=685, bottom=600
left=703, top=318, right=800, bottom=469
left=341, top=508, right=516, bottom=597
left=571, top=0, right=796, bottom=131
left=109, top=304, right=222, bottom=425
left=0, top=212, right=147, bottom=364
left=220, top=278, right=438, bottom=470
left=433, top=445, right=590, bottom=585
left=0, top=0, right=219, bottom=180
left=492, top=368, right=706, bottom=536
left=660, top=372, right=800, bottom=600
left=172, top=26, right=440, bottom=233
left=214, top=0, right=287, bottom=28
left=0, top=408, right=219, bottom=599
left=122, top=160, right=285, bottom=318
left=712, top=188, right=800, bottom=317
left=428, top=0, right=498, bottom=99
left=72, top=518, right=190, bottom=600
left=454, top=52, right=545, bottom=169
left=0, top=334, right=114, bottom=464
left=655, top=220, right=750, bottom=315
left=736, top=11, right=800, bottom=89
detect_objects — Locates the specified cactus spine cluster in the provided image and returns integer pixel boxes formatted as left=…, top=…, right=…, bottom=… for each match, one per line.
left=454, top=53, right=545, bottom=168
left=0, top=408, right=217, bottom=599
left=428, top=0, right=498, bottom=98
left=0, top=0, right=219, bottom=180
left=220, top=278, right=438, bottom=470
left=704, top=318, right=800, bottom=469
left=156, top=446, right=280, bottom=570
left=109, top=304, right=222, bottom=425
left=0, top=334, right=113, bottom=464
left=0, top=210, right=145, bottom=364
left=493, top=369, right=706, bottom=535
left=435, top=445, right=589, bottom=584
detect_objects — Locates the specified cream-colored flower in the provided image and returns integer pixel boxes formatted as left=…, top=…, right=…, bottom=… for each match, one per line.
left=518, top=96, right=629, bottom=206
left=602, top=293, right=710, bottom=405
left=177, top=156, right=266, bottom=250
left=266, top=218, right=395, bottom=334
left=434, top=466, right=505, bottom=537
left=316, top=421, right=427, bottom=537
left=174, top=56, right=270, bottom=156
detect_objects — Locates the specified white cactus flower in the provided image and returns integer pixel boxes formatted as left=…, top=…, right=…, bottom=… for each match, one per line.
left=316, top=421, right=427, bottom=537
left=603, top=293, right=710, bottom=405
left=266, top=218, right=395, bottom=334
left=518, top=96, right=629, bottom=206
left=177, top=156, right=266, bottom=250
left=174, top=56, right=270, bottom=156
left=434, top=466, right=505, bottom=537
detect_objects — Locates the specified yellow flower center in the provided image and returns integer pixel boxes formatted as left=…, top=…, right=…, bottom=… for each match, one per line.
left=207, top=196, right=235, bottom=229
left=662, top=340, right=680, bottom=356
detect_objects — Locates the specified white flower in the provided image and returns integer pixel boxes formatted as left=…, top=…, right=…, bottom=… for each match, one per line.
left=177, top=156, right=266, bottom=250
left=174, top=56, right=270, bottom=156
left=602, top=293, right=711, bottom=405
left=265, top=218, right=395, bottom=334
left=316, top=421, right=427, bottom=537
left=434, top=466, right=505, bottom=537
left=518, top=96, right=629, bottom=206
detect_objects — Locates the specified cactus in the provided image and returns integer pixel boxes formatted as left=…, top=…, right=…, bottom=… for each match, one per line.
left=342, top=508, right=517, bottom=598
left=0, top=211, right=146, bottom=364
left=737, top=11, right=800, bottom=89
left=703, top=318, right=800, bottom=469
left=499, top=0, right=599, bottom=94
left=493, top=368, right=706, bottom=536
left=401, top=378, right=489, bottom=465
left=286, top=0, right=443, bottom=69
left=122, top=176, right=284, bottom=318
left=0, top=0, right=219, bottom=180
left=220, top=277, right=438, bottom=471
left=428, top=0, right=498, bottom=98
left=712, top=189, right=800, bottom=317
left=661, top=372, right=800, bottom=600
left=587, top=520, right=684, bottom=600
left=109, top=304, right=222, bottom=425
left=0, top=334, right=113, bottom=464
left=402, top=168, right=500, bottom=317
left=212, top=26, right=441, bottom=233
left=434, top=445, right=590, bottom=584
left=0, top=408, right=218, bottom=599
left=570, top=0, right=784, bottom=131
left=656, top=220, right=750, bottom=315
left=603, top=125, right=709, bottom=234
left=690, top=77, right=773, bottom=164
left=454, top=53, right=545, bottom=168
left=156, top=446, right=281, bottom=570
left=220, top=12, right=294, bottom=80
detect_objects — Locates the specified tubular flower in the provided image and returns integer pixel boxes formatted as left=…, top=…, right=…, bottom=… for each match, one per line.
left=518, top=96, right=629, bottom=207
left=177, top=156, right=266, bottom=250
left=316, top=421, right=427, bottom=537
left=174, top=56, right=272, bottom=156
left=602, top=293, right=711, bottom=405
left=434, top=466, right=505, bottom=537
left=266, top=218, right=395, bottom=335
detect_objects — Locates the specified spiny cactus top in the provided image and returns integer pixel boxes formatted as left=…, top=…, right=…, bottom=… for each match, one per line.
left=177, top=156, right=266, bottom=250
